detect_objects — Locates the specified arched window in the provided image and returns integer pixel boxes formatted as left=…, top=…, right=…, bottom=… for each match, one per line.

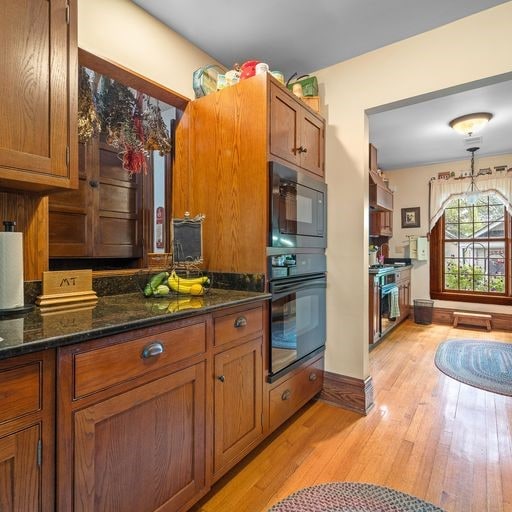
left=430, top=193, right=512, bottom=305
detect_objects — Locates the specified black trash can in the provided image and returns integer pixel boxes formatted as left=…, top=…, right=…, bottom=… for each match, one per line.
left=414, top=299, right=434, bottom=324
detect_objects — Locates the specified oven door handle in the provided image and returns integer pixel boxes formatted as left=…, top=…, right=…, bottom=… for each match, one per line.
left=271, top=277, right=326, bottom=297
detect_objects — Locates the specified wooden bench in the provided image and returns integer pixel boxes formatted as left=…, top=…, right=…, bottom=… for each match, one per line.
left=453, top=311, right=492, bottom=331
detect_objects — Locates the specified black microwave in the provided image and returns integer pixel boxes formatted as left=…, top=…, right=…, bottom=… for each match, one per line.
left=269, top=162, right=327, bottom=249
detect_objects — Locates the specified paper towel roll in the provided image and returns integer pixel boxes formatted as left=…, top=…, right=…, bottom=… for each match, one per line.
left=0, top=232, right=24, bottom=309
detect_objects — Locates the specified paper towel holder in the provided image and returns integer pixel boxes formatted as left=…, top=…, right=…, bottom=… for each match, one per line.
left=0, top=220, right=35, bottom=318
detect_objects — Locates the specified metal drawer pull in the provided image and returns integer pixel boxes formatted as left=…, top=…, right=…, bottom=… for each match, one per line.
left=309, top=373, right=317, bottom=382
left=217, top=375, right=225, bottom=383
left=141, top=342, right=164, bottom=359
left=234, top=316, right=247, bottom=328
left=281, top=389, right=291, bottom=401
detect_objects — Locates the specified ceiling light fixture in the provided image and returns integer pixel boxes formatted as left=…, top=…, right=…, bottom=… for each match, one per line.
left=465, top=146, right=480, bottom=205
left=449, top=112, right=493, bottom=136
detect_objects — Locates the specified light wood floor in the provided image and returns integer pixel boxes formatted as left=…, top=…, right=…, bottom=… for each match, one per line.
left=193, top=320, right=512, bottom=512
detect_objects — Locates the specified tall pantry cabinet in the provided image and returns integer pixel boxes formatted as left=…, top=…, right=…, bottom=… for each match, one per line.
left=173, top=73, right=325, bottom=275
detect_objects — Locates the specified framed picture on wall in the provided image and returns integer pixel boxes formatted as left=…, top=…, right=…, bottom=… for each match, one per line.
left=401, top=207, right=420, bottom=228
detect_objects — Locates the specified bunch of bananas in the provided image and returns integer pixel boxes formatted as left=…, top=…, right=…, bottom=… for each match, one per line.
left=167, top=271, right=209, bottom=296
left=167, top=296, right=204, bottom=313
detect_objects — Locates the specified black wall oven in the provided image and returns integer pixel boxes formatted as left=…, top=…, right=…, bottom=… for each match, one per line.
left=270, top=162, right=327, bottom=249
left=268, top=252, right=326, bottom=382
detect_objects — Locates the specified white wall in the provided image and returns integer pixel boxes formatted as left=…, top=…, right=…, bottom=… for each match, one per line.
left=314, top=2, right=512, bottom=380
left=386, top=153, right=512, bottom=314
left=78, top=0, right=221, bottom=100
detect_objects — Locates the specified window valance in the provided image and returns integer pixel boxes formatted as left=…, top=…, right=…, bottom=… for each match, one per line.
left=429, top=172, right=512, bottom=231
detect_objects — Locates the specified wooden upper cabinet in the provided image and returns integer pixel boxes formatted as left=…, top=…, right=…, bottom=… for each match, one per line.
left=174, top=74, right=326, bottom=274
left=0, top=0, right=77, bottom=193
left=370, top=210, right=393, bottom=237
left=269, top=85, right=301, bottom=167
left=300, top=110, right=324, bottom=176
left=269, top=82, right=325, bottom=177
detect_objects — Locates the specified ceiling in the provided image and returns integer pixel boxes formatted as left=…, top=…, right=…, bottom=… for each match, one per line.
left=131, top=0, right=511, bottom=169
left=369, top=77, right=512, bottom=170
left=132, top=0, right=507, bottom=80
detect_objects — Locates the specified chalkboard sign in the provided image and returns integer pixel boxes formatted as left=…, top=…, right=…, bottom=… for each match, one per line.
left=172, top=218, right=203, bottom=263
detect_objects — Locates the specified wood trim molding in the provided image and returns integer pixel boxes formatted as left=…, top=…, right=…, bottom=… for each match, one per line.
left=319, top=372, right=374, bottom=415
left=432, top=306, right=512, bottom=331
left=78, top=48, right=190, bottom=111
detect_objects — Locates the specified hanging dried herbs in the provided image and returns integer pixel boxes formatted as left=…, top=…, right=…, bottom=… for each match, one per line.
left=96, top=77, right=136, bottom=145
left=143, top=98, right=172, bottom=156
left=77, top=67, right=101, bottom=143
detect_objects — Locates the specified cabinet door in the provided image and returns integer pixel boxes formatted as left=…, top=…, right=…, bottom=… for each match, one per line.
left=72, top=363, right=206, bottom=512
left=49, top=138, right=144, bottom=259
left=369, top=211, right=393, bottom=237
left=300, top=110, right=324, bottom=177
left=0, top=0, right=77, bottom=192
left=93, top=142, right=142, bottom=258
left=0, top=425, right=40, bottom=512
left=213, top=338, right=263, bottom=477
left=49, top=143, right=92, bottom=257
left=269, top=84, right=301, bottom=167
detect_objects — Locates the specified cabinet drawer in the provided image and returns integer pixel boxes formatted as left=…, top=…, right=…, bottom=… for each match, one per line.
left=214, top=306, right=263, bottom=348
left=73, top=320, right=207, bottom=398
left=0, top=361, right=41, bottom=424
left=269, top=355, right=324, bottom=431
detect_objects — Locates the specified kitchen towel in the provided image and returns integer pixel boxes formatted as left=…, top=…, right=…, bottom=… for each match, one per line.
left=0, top=231, right=24, bottom=309
left=389, top=286, right=400, bottom=319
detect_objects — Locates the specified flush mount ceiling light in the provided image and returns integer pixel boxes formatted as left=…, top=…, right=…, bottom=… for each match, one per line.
left=449, top=112, right=493, bottom=136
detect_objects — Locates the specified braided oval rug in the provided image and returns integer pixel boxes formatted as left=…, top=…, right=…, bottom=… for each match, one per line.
left=268, top=482, right=444, bottom=511
left=435, top=340, right=512, bottom=396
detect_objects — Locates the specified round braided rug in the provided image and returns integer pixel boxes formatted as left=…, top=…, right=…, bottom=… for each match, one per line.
left=268, top=482, right=444, bottom=511
left=435, top=340, right=512, bottom=396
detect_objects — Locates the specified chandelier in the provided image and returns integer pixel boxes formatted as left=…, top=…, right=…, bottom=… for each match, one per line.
left=465, top=146, right=480, bottom=205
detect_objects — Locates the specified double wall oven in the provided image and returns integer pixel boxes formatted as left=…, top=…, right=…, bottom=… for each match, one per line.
left=268, top=162, right=327, bottom=382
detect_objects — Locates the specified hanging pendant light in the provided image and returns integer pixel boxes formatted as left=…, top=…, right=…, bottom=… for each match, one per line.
left=465, top=146, right=480, bottom=205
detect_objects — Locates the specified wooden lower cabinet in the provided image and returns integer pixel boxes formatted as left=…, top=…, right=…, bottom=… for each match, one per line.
left=72, top=363, right=206, bottom=512
left=267, top=354, right=324, bottom=431
left=57, top=317, right=209, bottom=512
left=213, top=337, right=263, bottom=479
left=396, top=268, right=411, bottom=322
left=0, top=351, right=55, bottom=512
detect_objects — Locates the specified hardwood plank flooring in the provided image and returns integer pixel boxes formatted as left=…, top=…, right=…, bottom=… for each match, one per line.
left=192, top=320, right=512, bottom=512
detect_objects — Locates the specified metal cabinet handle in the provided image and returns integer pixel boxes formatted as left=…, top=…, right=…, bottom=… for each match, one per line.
left=281, top=389, right=291, bottom=401
left=309, top=372, right=317, bottom=382
left=234, top=316, right=247, bottom=328
left=141, top=342, right=164, bottom=359
left=89, top=180, right=99, bottom=188
left=217, top=375, right=225, bottom=383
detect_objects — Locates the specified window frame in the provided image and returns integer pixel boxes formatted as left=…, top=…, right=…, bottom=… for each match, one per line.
left=430, top=199, right=512, bottom=305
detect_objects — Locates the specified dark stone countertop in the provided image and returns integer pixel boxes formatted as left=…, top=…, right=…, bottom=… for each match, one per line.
left=0, top=289, right=270, bottom=360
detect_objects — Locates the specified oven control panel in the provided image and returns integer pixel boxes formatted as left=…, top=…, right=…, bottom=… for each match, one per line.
left=269, top=252, right=326, bottom=280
